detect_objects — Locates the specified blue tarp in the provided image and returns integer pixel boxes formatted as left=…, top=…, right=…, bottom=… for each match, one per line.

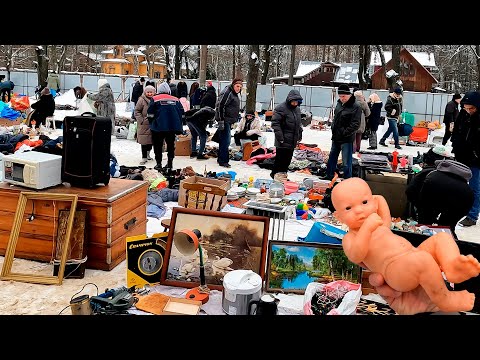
left=297, top=221, right=346, bottom=245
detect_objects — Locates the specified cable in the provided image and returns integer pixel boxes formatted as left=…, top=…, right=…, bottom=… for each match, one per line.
left=70, top=282, right=99, bottom=301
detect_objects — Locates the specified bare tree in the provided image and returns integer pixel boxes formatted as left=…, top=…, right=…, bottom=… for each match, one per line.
left=235, top=45, right=243, bottom=79
left=358, top=45, right=371, bottom=90
left=174, top=45, right=181, bottom=78
left=199, top=45, right=208, bottom=86
left=261, top=45, right=272, bottom=84
left=288, top=45, right=295, bottom=86
left=232, top=45, right=236, bottom=79
left=245, top=45, right=260, bottom=113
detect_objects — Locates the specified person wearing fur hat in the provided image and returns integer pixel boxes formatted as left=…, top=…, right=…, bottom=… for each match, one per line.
left=213, top=78, right=243, bottom=168
left=234, top=111, right=262, bottom=147
left=442, top=93, right=462, bottom=145
left=30, top=87, right=55, bottom=128
left=451, top=90, right=480, bottom=227
left=379, top=87, right=403, bottom=149
left=147, top=80, right=184, bottom=172
left=134, top=85, right=156, bottom=165
left=325, top=84, right=361, bottom=179
left=87, top=78, right=116, bottom=134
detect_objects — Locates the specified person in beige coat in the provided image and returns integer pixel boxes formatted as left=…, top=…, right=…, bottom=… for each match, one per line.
left=353, top=90, right=370, bottom=153
left=134, top=85, right=156, bottom=164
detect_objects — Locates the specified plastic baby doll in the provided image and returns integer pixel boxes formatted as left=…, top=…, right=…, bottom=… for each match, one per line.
left=331, top=177, right=480, bottom=313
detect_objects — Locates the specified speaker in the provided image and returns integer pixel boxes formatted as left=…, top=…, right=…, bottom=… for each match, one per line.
left=126, top=232, right=168, bottom=288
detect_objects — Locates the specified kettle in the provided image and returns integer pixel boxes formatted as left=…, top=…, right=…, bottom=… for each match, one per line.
left=248, top=294, right=279, bottom=315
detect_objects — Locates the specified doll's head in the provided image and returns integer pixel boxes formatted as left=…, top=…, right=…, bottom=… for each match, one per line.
left=332, top=178, right=378, bottom=230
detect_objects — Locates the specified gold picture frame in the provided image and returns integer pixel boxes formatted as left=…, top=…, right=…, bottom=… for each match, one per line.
left=0, top=192, right=78, bottom=285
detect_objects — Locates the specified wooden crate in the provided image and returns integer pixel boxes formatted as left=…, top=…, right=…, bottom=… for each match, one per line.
left=0, top=178, right=148, bottom=270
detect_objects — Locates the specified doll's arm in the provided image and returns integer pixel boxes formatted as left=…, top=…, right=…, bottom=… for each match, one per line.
left=373, top=195, right=391, bottom=227
left=344, top=213, right=384, bottom=264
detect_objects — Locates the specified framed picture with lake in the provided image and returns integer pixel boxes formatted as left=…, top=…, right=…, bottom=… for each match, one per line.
left=265, top=241, right=361, bottom=294
left=160, top=207, right=270, bottom=291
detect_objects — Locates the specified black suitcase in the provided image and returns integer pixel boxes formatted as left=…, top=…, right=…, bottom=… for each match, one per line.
left=62, top=112, right=112, bottom=187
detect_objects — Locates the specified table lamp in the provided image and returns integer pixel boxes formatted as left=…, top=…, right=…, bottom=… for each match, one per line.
left=173, top=229, right=210, bottom=304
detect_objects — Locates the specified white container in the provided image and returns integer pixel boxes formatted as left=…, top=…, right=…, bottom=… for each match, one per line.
left=222, top=270, right=262, bottom=315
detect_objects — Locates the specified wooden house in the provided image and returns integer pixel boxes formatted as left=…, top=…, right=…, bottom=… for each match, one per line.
left=99, top=46, right=166, bottom=78
left=270, top=60, right=339, bottom=86
left=371, top=48, right=438, bottom=92
left=70, top=52, right=101, bottom=72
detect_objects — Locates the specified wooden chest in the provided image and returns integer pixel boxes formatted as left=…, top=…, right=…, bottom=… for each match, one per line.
left=0, top=178, right=148, bottom=270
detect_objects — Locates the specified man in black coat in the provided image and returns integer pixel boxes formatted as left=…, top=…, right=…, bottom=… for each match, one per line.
left=442, top=93, right=461, bottom=145
left=270, top=89, right=303, bottom=178
left=452, top=91, right=480, bottom=227
left=325, top=84, right=361, bottom=179
left=131, top=77, right=145, bottom=118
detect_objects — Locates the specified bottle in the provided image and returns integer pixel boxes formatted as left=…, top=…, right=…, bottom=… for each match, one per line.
left=392, top=150, right=399, bottom=167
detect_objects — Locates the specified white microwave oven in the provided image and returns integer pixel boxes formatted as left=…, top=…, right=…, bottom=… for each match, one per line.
left=3, top=151, right=62, bottom=189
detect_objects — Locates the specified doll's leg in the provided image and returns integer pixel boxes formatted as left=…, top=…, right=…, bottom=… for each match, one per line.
left=417, top=232, right=480, bottom=283
left=414, top=251, right=475, bottom=312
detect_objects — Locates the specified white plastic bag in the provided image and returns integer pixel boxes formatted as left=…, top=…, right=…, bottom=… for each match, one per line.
left=78, top=94, right=96, bottom=115
left=303, top=280, right=362, bottom=315
left=127, top=122, right=137, bottom=140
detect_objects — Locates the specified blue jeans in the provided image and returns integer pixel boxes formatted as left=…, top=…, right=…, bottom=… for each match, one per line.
left=326, top=141, right=353, bottom=179
left=217, top=124, right=232, bottom=164
left=380, top=118, right=400, bottom=146
left=186, top=121, right=207, bottom=155
left=468, top=166, right=480, bottom=221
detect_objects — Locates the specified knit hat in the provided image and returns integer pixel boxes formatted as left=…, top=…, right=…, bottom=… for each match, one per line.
left=461, top=91, right=480, bottom=109
left=337, top=84, right=351, bottom=95
left=393, top=87, right=402, bottom=95
left=98, top=78, right=108, bottom=89
left=40, top=87, right=50, bottom=96
left=140, top=77, right=145, bottom=82
left=245, top=111, right=255, bottom=118
left=452, top=93, right=462, bottom=100
left=435, top=159, right=472, bottom=182
left=158, top=81, right=171, bottom=94
left=144, top=85, right=156, bottom=94
left=206, top=80, right=213, bottom=87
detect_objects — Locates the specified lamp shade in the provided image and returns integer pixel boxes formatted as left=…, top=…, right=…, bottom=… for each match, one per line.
left=173, top=229, right=202, bottom=256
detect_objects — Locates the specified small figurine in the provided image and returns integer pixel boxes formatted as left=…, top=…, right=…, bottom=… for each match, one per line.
left=331, top=177, right=480, bottom=313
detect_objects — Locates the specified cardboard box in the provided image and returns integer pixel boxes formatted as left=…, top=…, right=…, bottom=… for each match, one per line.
left=178, top=176, right=231, bottom=207
left=162, top=297, right=202, bottom=315
left=175, top=135, right=192, bottom=156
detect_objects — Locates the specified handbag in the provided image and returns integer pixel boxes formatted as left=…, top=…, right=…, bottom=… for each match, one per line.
left=397, top=122, right=413, bottom=137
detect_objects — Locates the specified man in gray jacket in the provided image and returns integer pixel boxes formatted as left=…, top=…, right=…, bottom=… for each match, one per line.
left=270, top=89, right=303, bottom=178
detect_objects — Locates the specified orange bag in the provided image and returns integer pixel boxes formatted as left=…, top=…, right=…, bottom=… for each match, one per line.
left=10, top=95, right=30, bottom=111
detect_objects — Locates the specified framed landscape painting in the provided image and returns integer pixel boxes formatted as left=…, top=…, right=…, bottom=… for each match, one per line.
left=265, top=241, right=361, bottom=294
left=160, top=207, right=270, bottom=291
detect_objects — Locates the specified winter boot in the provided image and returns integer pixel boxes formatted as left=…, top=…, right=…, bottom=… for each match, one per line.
left=139, top=158, right=148, bottom=165
left=146, top=151, right=153, bottom=161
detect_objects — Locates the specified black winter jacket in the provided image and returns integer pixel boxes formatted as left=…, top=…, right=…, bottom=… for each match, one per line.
left=418, top=170, right=473, bottom=230
left=443, top=99, right=459, bottom=124
left=214, top=85, right=241, bottom=125
left=131, top=81, right=144, bottom=104
left=330, top=94, right=361, bottom=143
left=200, top=86, right=217, bottom=109
left=271, top=90, right=303, bottom=149
left=452, top=109, right=480, bottom=167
